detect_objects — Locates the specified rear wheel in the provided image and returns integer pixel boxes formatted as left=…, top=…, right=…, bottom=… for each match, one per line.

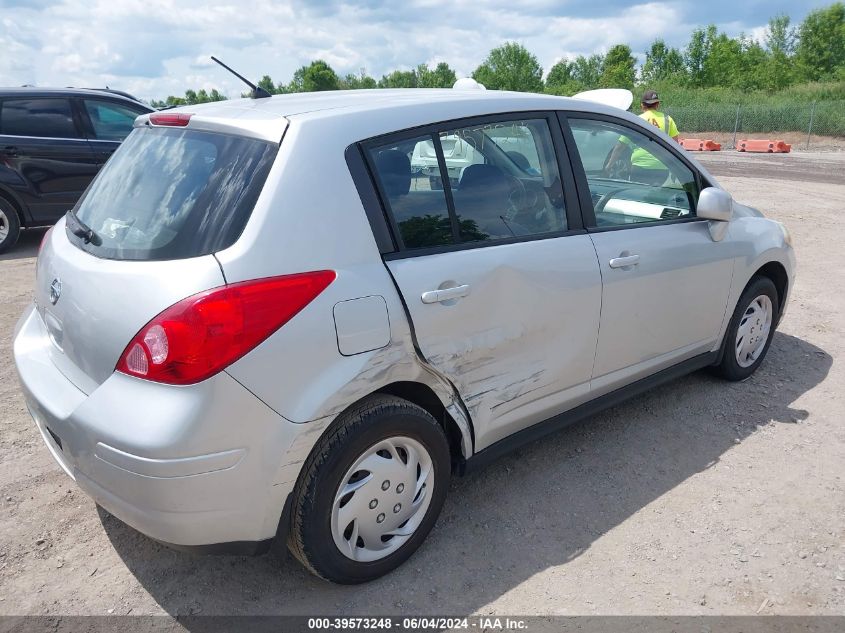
left=287, top=395, right=450, bottom=583
left=715, top=276, right=779, bottom=381
left=0, top=199, right=21, bottom=254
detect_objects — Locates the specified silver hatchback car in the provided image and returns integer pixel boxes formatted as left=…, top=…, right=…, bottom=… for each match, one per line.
left=14, top=89, right=795, bottom=583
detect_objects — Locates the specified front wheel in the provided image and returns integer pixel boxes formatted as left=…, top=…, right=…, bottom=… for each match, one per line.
left=715, top=276, right=779, bottom=381
left=287, top=395, right=450, bottom=583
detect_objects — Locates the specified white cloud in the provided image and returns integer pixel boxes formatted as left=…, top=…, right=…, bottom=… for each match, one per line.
left=0, top=0, right=827, bottom=102
left=749, top=25, right=769, bottom=45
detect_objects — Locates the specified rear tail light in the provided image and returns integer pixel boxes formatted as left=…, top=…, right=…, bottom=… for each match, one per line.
left=149, top=112, right=193, bottom=127
left=116, top=271, right=336, bottom=385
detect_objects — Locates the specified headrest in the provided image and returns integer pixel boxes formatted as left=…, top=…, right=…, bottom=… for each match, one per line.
left=375, top=150, right=411, bottom=197
left=459, top=164, right=508, bottom=192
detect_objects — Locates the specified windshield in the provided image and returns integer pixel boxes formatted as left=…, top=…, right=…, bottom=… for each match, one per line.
left=67, top=126, right=277, bottom=261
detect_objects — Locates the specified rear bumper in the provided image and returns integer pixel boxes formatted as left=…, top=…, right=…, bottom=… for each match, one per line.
left=14, top=303, right=315, bottom=549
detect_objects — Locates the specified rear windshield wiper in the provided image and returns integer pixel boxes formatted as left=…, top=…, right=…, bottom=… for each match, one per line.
left=65, top=210, right=102, bottom=246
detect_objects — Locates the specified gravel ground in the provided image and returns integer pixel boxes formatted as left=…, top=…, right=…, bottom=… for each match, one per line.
left=0, top=152, right=843, bottom=618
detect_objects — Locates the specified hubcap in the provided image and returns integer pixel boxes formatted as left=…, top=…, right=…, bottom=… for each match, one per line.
left=331, top=436, right=434, bottom=562
left=735, top=294, right=773, bottom=368
left=0, top=209, right=8, bottom=242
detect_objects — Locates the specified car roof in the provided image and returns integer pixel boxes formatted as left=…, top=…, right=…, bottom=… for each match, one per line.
left=0, top=86, right=150, bottom=109
left=170, top=88, right=607, bottom=120
left=153, top=88, right=635, bottom=145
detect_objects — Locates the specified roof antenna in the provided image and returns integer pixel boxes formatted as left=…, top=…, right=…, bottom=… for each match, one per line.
left=210, top=56, right=272, bottom=99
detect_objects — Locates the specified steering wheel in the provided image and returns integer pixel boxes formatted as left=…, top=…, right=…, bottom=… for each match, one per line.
left=593, top=186, right=637, bottom=215
left=503, top=174, right=528, bottom=217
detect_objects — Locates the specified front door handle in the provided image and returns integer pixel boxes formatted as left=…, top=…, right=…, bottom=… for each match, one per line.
left=421, top=284, right=470, bottom=304
left=609, top=254, right=640, bottom=269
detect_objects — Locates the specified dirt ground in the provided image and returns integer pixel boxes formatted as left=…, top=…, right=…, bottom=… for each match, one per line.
left=0, top=152, right=843, bottom=619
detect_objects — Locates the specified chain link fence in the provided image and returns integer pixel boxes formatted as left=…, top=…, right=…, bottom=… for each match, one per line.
left=662, top=101, right=845, bottom=150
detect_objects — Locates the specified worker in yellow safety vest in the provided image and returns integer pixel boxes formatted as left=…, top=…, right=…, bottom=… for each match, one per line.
left=638, top=89, right=679, bottom=142
left=603, top=89, right=680, bottom=186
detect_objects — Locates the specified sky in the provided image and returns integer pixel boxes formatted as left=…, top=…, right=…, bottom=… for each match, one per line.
left=0, top=0, right=834, bottom=103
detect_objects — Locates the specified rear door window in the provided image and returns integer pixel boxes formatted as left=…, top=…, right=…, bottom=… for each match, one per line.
left=442, top=119, right=566, bottom=242
left=370, top=134, right=455, bottom=249
left=83, top=100, right=146, bottom=141
left=367, top=116, right=567, bottom=251
left=0, top=98, right=79, bottom=138
left=67, top=126, right=277, bottom=260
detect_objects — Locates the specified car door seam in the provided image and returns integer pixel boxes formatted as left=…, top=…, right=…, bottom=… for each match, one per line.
left=380, top=259, right=476, bottom=449
left=586, top=233, right=605, bottom=384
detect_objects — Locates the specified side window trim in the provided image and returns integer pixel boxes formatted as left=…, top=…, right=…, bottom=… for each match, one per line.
left=559, top=111, right=706, bottom=232
left=430, top=132, right=461, bottom=243
left=71, top=97, right=94, bottom=140
left=548, top=111, right=584, bottom=232
left=360, top=110, right=587, bottom=260
left=344, top=143, right=397, bottom=255
left=556, top=112, right=597, bottom=229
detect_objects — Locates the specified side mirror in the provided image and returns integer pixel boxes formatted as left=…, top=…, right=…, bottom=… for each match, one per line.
left=697, top=187, right=733, bottom=242
left=697, top=187, right=733, bottom=222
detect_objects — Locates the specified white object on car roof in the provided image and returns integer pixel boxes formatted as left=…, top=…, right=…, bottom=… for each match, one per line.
left=453, top=77, right=486, bottom=90
left=572, top=88, right=633, bottom=111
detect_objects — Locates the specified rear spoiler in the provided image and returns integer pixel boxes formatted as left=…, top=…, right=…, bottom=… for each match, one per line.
left=133, top=109, right=288, bottom=143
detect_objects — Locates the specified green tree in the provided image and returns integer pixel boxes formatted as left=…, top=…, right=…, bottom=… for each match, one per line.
left=340, top=70, right=377, bottom=89
left=150, top=96, right=184, bottom=108
left=150, top=88, right=227, bottom=108
left=737, top=35, right=768, bottom=90
left=379, top=70, right=417, bottom=88
left=378, top=69, right=418, bottom=88
left=766, top=13, right=797, bottom=55
left=703, top=32, right=743, bottom=86
left=257, top=75, right=278, bottom=95
left=763, top=14, right=797, bottom=89
left=642, top=39, right=686, bottom=84
left=287, top=60, right=340, bottom=92
left=796, top=2, right=845, bottom=81
left=472, top=42, right=544, bottom=92
left=398, top=215, right=488, bottom=248
left=545, top=59, right=579, bottom=95
left=685, top=25, right=717, bottom=87
left=417, top=62, right=457, bottom=88
left=600, top=44, right=636, bottom=88
left=570, top=54, right=604, bottom=89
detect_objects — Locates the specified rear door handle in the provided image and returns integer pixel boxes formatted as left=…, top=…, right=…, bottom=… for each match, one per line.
left=421, top=284, right=470, bottom=304
left=609, top=254, right=640, bottom=269
left=2, top=146, right=19, bottom=157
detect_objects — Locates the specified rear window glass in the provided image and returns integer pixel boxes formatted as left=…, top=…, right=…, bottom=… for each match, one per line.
left=67, top=126, right=277, bottom=261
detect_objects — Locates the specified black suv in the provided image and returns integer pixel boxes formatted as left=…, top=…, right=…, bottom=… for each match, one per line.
left=0, top=87, right=152, bottom=252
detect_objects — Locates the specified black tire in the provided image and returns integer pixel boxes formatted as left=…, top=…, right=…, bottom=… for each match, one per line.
left=715, top=276, right=779, bottom=381
left=0, top=198, right=21, bottom=254
left=287, top=394, right=450, bottom=584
